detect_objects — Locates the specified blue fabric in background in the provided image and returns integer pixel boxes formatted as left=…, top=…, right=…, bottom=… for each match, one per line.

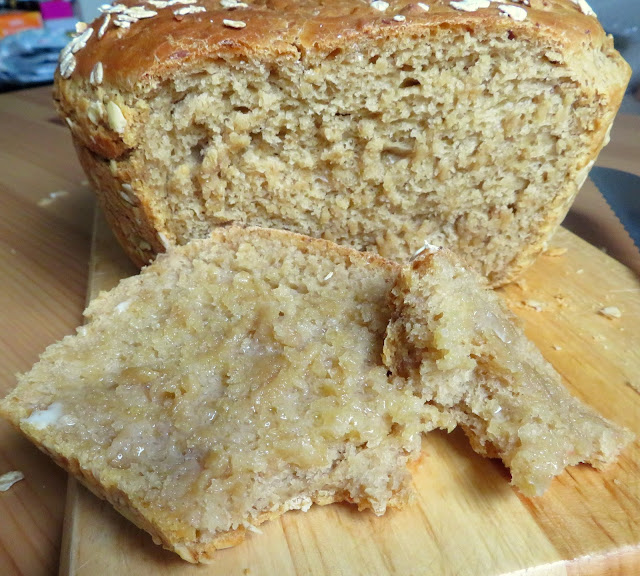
left=590, top=167, right=640, bottom=251
left=590, top=0, right=639, bottom=115
left=590, top=0, right=639, bottom=86
left=0, top=27, right=71, bottom=87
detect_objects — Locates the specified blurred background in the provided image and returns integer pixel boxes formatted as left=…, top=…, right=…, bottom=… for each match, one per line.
left=593, top=0, right=640, bottom=115
left=0, top=0, right=638, bottom=103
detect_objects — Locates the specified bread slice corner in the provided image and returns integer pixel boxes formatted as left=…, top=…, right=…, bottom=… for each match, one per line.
left=383, top=245, right=632, bottom=496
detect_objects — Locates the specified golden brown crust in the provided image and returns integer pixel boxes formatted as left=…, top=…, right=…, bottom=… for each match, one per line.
left=64, top=0, right=609, bottom=89
left=73, top=142, right=166, bottom=267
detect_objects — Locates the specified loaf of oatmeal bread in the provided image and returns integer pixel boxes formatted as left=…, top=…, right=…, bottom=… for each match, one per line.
left=0, top=228, right=630, bottom=561
left=53, top=0, right=629, bottom=285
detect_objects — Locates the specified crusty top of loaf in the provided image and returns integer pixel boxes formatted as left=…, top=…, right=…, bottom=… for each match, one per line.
left=64, top=0, right=611, bottom=90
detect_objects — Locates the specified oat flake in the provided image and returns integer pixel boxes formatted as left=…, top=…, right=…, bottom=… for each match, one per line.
left=450, top=0, right=490, bottom=12
left=498, top=4, right=527, bottom=21
left=523, top=299, right=545, bottom=312
left=174, top=5, right=206, bottom=15
left=220, top=0, right=248, bottom=7
left=90, top=62, right=104, bottom=86
left=572, top=0, right=595, bottom=17
left=107, top=101, right=127, bottom=133
left=223, top=18, right=246, bottom=28
left=98, top=13, right=111, bottom=38
left=370, top=0, right=389, bottom=11
left=599, top=306, right=622, bottom=319
left=0, top=471, right=24, bottom=492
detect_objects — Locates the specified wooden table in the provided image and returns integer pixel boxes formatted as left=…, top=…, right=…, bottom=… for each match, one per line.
left=0, top=86, right=638, bottom=576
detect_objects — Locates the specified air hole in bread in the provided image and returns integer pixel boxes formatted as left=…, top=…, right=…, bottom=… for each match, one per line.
left=399, top=77, right=421, bottom=88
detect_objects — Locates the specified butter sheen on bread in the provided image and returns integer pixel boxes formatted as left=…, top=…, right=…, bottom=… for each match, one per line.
left=54, top=0, right=630, bottom=285
left=0, top=228, right=630, bottom=562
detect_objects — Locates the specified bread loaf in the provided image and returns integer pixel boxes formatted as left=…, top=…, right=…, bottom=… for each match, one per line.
left=53, top=0, right=630, bottom=285
left=0, top=228, right=630, bottom=562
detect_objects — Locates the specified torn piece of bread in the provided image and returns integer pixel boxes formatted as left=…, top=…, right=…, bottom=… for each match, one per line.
left=0, top=228, right=444, bottom=562
left=0, top=228, right=630, bottom=562
left=383, top=246, right=632, bottom=496
left=54, top=0, right=630, bottom=285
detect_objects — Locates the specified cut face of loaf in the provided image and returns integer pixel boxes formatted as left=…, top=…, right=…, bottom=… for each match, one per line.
left=54, top=0, right=630, bottom=285
left=0, top=228, right=630, bottom=562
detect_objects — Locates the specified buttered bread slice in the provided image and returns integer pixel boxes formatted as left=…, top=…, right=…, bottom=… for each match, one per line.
left=0, top=228, right=630, bottom=562
left=1, top=228, right=440, bottom=562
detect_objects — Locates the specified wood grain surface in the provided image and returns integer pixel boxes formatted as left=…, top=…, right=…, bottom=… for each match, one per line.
left=0, top=88, right=93, bottom=576
left=0, top=86, right=638, bottom=576
left=58, top=213, right=640, bottom=576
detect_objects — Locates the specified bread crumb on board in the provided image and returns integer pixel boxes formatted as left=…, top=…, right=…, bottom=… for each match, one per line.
left=544, top=247, right=568, bottom=257
left=553, top=294, right=570, bottom=309
left=599, top=306, right=622, bottom=319
left=512, top=278, right=528, bottom=291
left=37, top=190, right=69, bottom=207
left=523, top=299, right=545, bottom=312
left=0, top=471, right=25, bottom=492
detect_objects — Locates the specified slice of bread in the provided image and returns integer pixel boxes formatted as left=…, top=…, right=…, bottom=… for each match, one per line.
left=0, top=227, right=439, bottom=562
left=0, top=228, right=630, bottom=562
left=54, top=0, right=630, bottom=285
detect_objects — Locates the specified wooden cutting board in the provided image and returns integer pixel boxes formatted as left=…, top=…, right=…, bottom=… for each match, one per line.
left=59, top=210, right=640, bottom=575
